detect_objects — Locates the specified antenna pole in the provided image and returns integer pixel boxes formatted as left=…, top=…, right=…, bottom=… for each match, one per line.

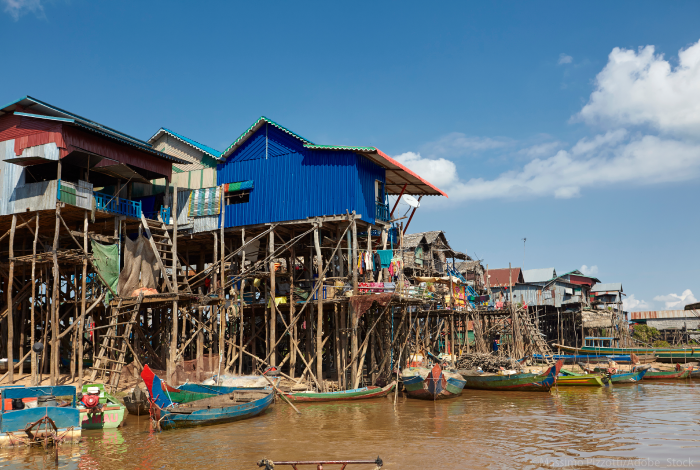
left=522, top=238, right=526, bottom=271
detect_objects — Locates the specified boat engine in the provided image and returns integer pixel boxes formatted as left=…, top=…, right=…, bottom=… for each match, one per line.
left=81, top=387, right=101, bottom=409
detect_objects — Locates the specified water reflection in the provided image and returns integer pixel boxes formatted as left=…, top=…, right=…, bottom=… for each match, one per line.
left=1, top=383, right=699, bottom=469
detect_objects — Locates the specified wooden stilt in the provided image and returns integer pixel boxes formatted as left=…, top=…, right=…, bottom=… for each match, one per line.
left=350, top=215, right=359, bottom=388
left=313, top=225, right=323, bottom=389
left=239, top=228, right=245, bottom=375
left=50, top=206, right=61, bottom=386
left=30, top=213, right=39, bottom=385
left=269, top=230, right=276, bottom=366
left=289, top=233, right=296, bottom=379
left=7, top=215, right=16, bottom=384
left=169, top=183, right=179, bottom=384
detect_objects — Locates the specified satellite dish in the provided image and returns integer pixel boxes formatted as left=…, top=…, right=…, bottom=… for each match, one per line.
left=403, top=194, right=420, bottom=208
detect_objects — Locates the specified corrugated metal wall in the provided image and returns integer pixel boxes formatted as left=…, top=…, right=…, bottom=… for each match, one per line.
left=0, top=139, right=27, bottom=215
left=218, top=125, right=385, bottom=228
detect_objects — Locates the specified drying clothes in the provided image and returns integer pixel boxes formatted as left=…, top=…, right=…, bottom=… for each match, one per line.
left=373, top=252, right=381, bottom=278
left=376, top=250, right=393, bottom=269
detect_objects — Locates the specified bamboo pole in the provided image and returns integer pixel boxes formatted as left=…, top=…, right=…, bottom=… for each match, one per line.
left=30, top=213, right=38, bottom=385
left=289, top=231, right=296, bottom=379
left=50, top=206, right=61, bottom=386
left=7, top=215, right=16, bottom=383
left=270, top=230, right=276, bottom=366
left=170, top=183, right=179, bottom=384
left=350, top=215, right=359, bottom=387
left=313, top=225, right=323, bottom=389
left=239, top=228, right=245, bottom=375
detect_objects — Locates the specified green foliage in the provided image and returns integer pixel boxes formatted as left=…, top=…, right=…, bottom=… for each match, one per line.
left=652, top=340, right=670, bottom=348
left=632, top=324, right=660, bottom=344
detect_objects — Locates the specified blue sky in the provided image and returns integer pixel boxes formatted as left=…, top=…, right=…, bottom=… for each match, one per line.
left=2, top=1, right=698, bottom=311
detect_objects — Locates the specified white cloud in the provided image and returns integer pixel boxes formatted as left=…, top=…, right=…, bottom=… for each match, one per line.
left=397, top=38, right=700, bottom=202
left=558, top=53, right=573, bottom=65
left=422, top=132, right=513, bottom=158
left=2, top=0, right=44, bottom=20
left=578, top=39, right=700, bottom=136
left=653, top=289, right=697, bottom=310
left=519, top=141, right=563, bottom=158
left=402, top=134, right=700, bottom=201
left=393, top=152, right=459, bottom=189
left=624, top=294, right=649, bottom=311
left=580, top=265, right=598, bottom=276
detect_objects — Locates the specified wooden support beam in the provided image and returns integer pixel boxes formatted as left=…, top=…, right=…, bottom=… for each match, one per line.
left=7, top=215, right=16, bottom=383
left=238, top=228, right=245, bottom=375
left=169, top=183, right=179, bottom=383
left=313, top=225, right=323, bottom=388
left=30, top=213, right=39, bottom=385
left=50, top=206, right=61, bottom=385
left=350, top=214, right=359, bottom=387
left=269, top=230, right=276, bottom=367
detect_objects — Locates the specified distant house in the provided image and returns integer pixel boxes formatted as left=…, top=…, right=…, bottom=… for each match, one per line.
left=487, top=267, right=523, bottom=301
left=559, top=269, right=600, bottom=287
left=590, top=283, right=623, bottom=310
left=402, top=230, right=468, bottom=277
left=522, top=268, right=556, bottom=283
left=216, top=117, right=445, bottom=228
left=629, top=308, right=700, bottom=337
left=148, top=127, right=221, bottom=173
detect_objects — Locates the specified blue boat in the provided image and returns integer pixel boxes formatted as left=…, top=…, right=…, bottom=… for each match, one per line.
left=609, top=369, right=647, bottom=384
left=401, top=364, right=467, bottom=400
left=176, top=377, right=279, bottom=396
left=142, top=365, right=274, bottom=431
left=0, top=385, right=81, bottom=447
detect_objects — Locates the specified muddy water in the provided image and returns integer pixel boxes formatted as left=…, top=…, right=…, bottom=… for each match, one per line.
left=2, top=382, right=700, bottom=470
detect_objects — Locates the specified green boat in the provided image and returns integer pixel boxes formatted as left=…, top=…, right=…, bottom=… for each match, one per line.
left=78, top=384, right=126, bottom=429
left=557, top=369, right=605, bottom=387
left=554, top=337, right=700, bottom=363
left=641, top=367, right=693, bottom=380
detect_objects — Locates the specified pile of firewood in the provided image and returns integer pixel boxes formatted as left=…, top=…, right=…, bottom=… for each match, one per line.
left=455, top=353, right=520, bottom=373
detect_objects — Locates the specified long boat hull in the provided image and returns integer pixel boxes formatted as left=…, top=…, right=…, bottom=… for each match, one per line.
left=554, top=344, right=700, bottom=363
left=556, top=375, right=605, bottom=387
left=140, top=366, right=217, bottom=404
left=402, top=365, right=466, bottom=400
left=610, top=370, right=647, bottom=383
left=155, top=393, right=274, bottom=430
left=141, top=365, right=274, bottom=431
left=642, top=368, right=693, bottom=380
left=461, top=360, right=562, bottom=392
left=285, top=382, right=396, bottom=403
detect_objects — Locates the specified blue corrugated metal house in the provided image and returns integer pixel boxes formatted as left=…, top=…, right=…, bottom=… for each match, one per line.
left=217, top=117, right=446, bottom=228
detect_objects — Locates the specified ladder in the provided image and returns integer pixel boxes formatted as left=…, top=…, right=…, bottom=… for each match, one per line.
left=140, top=212, right=191, bottom=294
left=520, top=308, right=556, bottom=364
left=90, top=293, right=144, bottom=389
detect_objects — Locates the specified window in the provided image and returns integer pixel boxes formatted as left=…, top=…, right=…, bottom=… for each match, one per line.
left=225, top=190, right=250, bottom=205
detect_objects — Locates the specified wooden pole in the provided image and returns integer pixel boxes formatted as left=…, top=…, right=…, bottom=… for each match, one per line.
left=313, top=225, right=323, bottom=389
left=7, top=215, right=16, bottom=384
left=170, top=183, right=179, bottom=383
left=289, top=231, right=296, bottom=378
left=78, top=210, right=88, bottom=389
left=239, top=228, right=245, bottom=375
left=350, top=215, right=359, bottom=388
left=50, top=206, right=61, bottom=386
left=30, top=213, right=38, bottom=385
left=269, top=230, right=276, bottom=366
left=220, top=188, right=226, bottom=363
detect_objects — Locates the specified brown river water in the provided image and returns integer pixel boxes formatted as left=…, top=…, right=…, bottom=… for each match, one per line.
left=1, top=382, right=699, bottom=470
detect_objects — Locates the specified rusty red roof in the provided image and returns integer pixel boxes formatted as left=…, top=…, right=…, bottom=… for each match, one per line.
left=487, top=268, right=523, bottom=288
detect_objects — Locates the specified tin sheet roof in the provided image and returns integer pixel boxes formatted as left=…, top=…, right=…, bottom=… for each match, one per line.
left=487, top=268, right=523, bottom=288
left=0, top=96, right=187, bottom=164
left=148, top=127, right=222, bottom=159
left=629, top=310, right=700, bottom=320
left=522, top=268, right=557, bottom=283
left=591, top=283, right=623, bottom=293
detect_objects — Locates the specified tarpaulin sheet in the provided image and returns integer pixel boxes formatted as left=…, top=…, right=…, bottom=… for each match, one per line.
left=91, top=240, right=119, bottom=304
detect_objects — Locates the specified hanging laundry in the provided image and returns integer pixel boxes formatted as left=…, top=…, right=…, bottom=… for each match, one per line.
left=376, top=250, right=393, bottom=268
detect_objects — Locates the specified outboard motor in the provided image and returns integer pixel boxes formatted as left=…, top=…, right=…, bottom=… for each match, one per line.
left=11, top=398, right=25, bottom=410
left=81, top=386, right=101, bottom=409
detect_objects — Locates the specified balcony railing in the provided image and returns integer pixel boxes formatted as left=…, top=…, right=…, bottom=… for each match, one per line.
left=93, top=191, right=142, bottom=218
left=376, top=201, right=390, bottom=222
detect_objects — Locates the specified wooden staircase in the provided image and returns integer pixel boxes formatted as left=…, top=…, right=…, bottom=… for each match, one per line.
left=520, top=309, right=556, bottom=364
left=90, top=293, right=144, bottom=389
left=140, top=213, right=191, bottom=294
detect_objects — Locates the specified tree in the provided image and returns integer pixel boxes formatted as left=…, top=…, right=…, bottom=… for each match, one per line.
left=632, top=324, right=659, bottom=344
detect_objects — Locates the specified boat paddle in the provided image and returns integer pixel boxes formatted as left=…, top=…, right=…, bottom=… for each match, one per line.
left=262, top=374, right=301, bottom=414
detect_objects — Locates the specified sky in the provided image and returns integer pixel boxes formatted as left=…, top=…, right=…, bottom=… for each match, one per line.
left=1, top=0, right=698, bottom=312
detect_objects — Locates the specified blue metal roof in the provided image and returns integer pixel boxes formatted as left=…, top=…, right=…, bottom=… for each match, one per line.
left=150, top=127, right=222, bottom=159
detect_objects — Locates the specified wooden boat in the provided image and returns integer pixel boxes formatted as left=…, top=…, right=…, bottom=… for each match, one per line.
left=78, top=384, right=126, bottom=429
left=0, top=385, right=81, bottom=447
left=284, top=382, right=396, bottom=403
left=640, top=366, right=693, bottom=380
left=610, top=370, right=647, bottom=384
left=141, top=365, right=274, bottom=430
left=401, top=364, right=466, bottom=400
left=557, top=369, right=605, bottom=387
left=141, top=366, right=218, bottom=404
left=177, top=377, right=280, bottom=396
left=554, top=340, right=699, bottom=363
left=123, top=396, right=149, bottom=416
left=459, top=360, right=563, bottom=392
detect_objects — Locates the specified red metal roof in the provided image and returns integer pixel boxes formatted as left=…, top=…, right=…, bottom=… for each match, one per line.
left=629, top=310, right=698, bottom=320
left=487, top=268, right=523, bottom=288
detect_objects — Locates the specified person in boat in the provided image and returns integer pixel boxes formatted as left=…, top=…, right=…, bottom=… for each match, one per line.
left=493, top=338, right=500, bottom=353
